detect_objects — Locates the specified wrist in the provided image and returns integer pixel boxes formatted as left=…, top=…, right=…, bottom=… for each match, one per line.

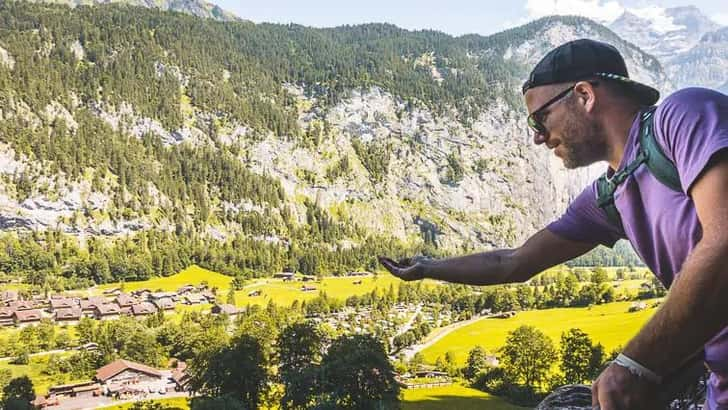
left=612, top=353, right=662, bottom=384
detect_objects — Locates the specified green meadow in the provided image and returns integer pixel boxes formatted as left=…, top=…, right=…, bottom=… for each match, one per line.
left=422, top=299, right=660, bottom=365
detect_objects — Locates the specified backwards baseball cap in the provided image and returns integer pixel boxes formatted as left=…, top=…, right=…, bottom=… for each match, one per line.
left=522, top=38, right=659, bottom=106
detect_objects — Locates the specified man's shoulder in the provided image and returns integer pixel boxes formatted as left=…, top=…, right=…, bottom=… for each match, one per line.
left=657, top=87, right=728, bottom=116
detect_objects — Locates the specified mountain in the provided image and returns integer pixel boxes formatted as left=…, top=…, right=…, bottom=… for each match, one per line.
left=22, top=0, right=240, bottom=21
left=665, top=27, right=728, bottom=90
left=0, top=2, right=667, bottom=282
left=609, top=6, right=720, bottom=62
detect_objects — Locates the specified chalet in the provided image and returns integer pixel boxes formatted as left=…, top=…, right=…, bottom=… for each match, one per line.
left=0, top=290, right=18, bottom=304
left=183, top=293, right=207, bottom=305
left=103, top=287, right=122, bottom=296
left=152, top=298, right=176, bottom=312
left=247, top=290, right=262, bottom=297
left=131, top=302, right=158, bottom=316
left=50, top=298, right=77, bottom=311
left=115, top=293, right=136, bottom=308
left=80, top=297, right=107, bottom=317
left=8, top=300, right=35, bottom=311
left=302, top=276, right=316, bottom=282
left=94, top=304, right=122, bottom=321
left=150, top=291, right=177, bottom=301
left=346, top=271, right=371, bottom=277
left=211, top=304, right=238, bottom=316
left=352, top=280, right=363, bottom=285
left=13, top=309, right=43, bottom=327
left=54, top=307, right=83, bottom=325
left=301, top=285, right=317, bottom=292
left=0, top=307, right=15, bottom=327
left=95, top=359, right=163, bottom=386
left=274, top=272, right=296, bottom=281
left=200, top=290, right=216, bottom=302
left=171, top=361, right=191, bottom=392
left=177, top=285, right=196, bottom=295
left=47, top=381, right=101, bottom=399
left=131, top=289, right=151, bottom=298
left=415, top=370, right=450, bottom=379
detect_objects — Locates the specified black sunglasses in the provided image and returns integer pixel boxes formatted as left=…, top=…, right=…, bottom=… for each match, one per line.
left=527, top=81, right=598, bottom=136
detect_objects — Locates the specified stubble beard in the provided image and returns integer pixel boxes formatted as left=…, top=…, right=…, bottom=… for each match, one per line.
left=560, top=113, right=606, bottom=170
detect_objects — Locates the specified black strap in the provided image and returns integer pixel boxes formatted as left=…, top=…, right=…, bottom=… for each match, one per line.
left=595, top=107, right=681, bottom=230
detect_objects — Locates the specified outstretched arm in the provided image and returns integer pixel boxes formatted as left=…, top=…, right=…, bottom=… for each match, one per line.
left=379, top=228, right=597, bottom=285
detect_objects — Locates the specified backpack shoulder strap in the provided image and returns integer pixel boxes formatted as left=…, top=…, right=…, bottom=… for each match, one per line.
left=596, top=175, right=623, bottom=230
left=639, top=107, right=682, bottom=192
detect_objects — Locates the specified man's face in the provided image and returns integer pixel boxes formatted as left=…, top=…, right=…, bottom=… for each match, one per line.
left=525, top=83, right=606, bottom=169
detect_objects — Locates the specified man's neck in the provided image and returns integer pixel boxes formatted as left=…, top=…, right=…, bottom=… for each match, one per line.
left=605, top=107, right=642, bottom=170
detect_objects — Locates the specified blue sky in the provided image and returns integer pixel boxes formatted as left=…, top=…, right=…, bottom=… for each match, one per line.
left=215, top=0, right=728, bottom=36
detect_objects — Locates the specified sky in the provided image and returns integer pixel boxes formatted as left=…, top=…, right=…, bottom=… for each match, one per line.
left=215, top=0, right=728, bottom=36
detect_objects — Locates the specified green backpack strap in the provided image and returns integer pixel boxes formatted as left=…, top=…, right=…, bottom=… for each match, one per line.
left=595, top=107, right=681, bottom=230
left=639, top=108, right=682, bottom=192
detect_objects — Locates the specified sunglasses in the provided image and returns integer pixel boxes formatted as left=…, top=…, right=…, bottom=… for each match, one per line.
left=527, top=81, right=599, bottom=136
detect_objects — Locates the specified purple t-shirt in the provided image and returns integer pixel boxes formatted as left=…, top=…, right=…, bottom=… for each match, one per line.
left=547, top=88, right=728, bottom=406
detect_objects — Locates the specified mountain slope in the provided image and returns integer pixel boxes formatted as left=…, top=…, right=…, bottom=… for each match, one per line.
left=22, top=0, right=239, bottom=21
left=0, top=3, right=667, bottom=282
left=609, top=6, right=720, bottom=61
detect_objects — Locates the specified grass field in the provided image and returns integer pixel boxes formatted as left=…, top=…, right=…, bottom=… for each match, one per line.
left=94, top=265, right=233, bottom=295
left=401, top=383, right=529, bottom=410
left=234, top=274, right=409, bottom=307
left=422, top=299, right=660, bottom=365
left=94, top=384, right=525, bottom=410
left=98, top=397, right=189, bottom=409
left=0, top=353, right=82, bottom=395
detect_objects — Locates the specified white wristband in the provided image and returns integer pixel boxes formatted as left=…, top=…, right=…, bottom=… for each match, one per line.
left=612, top=353, right=662, bottom=384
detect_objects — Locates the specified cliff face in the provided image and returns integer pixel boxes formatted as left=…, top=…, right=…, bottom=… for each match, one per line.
left=0, top=7, right=673, bottom=252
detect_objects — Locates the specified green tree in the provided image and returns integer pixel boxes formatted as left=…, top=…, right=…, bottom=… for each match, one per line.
left=464, top=345, right=489, bottom=381
left=277, top=322, right=326, bottom=409
left=319, top=334, right=399, bottom=409
left=559, top=328, right=594, bottom=384
left=500, top=325, right=557, bottom=388
left=189, top=335, right=268, bottom=409
left=2, top=376, right=35, bottom=410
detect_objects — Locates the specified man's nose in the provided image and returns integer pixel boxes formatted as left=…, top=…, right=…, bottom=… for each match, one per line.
left=533, top=130, right=547, bottom=145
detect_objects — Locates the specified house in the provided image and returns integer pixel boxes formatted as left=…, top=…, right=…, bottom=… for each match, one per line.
left=152, top=298, right=176, bottom=312
left=8, top=300, right=35, bottom=311
left=131, top=289, right=151, bottom=298
left=54, top=307, right=83, bottom=325
left=485, top=355, right=499, bottom=367
left=199, top=290, right=216, bottom=302
left=302, top=276, right=316, bottom=282
left=346, top=271, right=371, bottom=277
left=13, top=309, right=43, bottom=327
left=103, top=287, right=122, bottom=296
left=301, top=285, right=317, bottom=292
left=95, top=359, right=163, bottom=385
left=47, top=381, right=101, bottom=399
left=415, top=370, right=450, bottom=379
left=0, top=290, right=18, bottom=304
left=131, top=302, right=158, bottom=316
left=0, top=306, right=15, bottom=327
left=211, top=304, right=238, bottom=316
left=183, top=293, right=207, bottom=305
left=177, top=285, right=196, bottom=295
left=150, top=291, right=177, bottom=301
left=94, top=304, right=121, bottom=321
left=274, top=272, right=296, bottom=280
left=247, top=290, right=261, bottom=297
left=171, top=360, right=191, bottom=392
left=115, top=293, right=136, bottom=308
left=50, top=298, right=78, bottom=311
left=80, top=297, right=107, bottom=317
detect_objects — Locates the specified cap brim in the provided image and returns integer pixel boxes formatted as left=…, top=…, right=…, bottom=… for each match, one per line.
left=594, top=73, right=660, bottom=105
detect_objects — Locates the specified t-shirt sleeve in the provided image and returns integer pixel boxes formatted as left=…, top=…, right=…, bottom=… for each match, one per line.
left=546, top=182, right=624, bottom=247
left=654, top=87, right=728, bottom=193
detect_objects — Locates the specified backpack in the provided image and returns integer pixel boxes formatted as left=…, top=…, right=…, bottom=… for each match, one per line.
left=595, top=107, right=682, bottom=230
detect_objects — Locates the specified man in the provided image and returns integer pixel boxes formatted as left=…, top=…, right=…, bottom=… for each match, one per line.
left=379, top=39, right=728, bottom=409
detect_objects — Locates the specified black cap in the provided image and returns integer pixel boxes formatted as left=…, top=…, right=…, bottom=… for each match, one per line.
left=522, top=39, right=660, bottom=105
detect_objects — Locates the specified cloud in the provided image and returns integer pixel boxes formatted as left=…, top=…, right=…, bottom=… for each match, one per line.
left=525, top=0, right=625, bottom=24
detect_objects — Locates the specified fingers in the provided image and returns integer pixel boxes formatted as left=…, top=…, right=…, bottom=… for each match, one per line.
left=377, top=256, right=403, bottom=275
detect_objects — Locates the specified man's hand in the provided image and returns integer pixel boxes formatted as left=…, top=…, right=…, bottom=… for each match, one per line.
left=592, top=363, right=660, bottom=410
left=377, top=256, right=430, bottom=281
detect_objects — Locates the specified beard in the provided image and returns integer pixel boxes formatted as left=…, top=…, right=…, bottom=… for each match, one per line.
left=559, top=110, right=607, bottom=169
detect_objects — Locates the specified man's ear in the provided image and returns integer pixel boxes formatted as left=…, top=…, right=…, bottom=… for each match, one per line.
left=574, top=81, right=597, bottom=113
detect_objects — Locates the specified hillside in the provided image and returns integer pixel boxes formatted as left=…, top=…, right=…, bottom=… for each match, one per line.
left=0, top=2, right=660, bottom=286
